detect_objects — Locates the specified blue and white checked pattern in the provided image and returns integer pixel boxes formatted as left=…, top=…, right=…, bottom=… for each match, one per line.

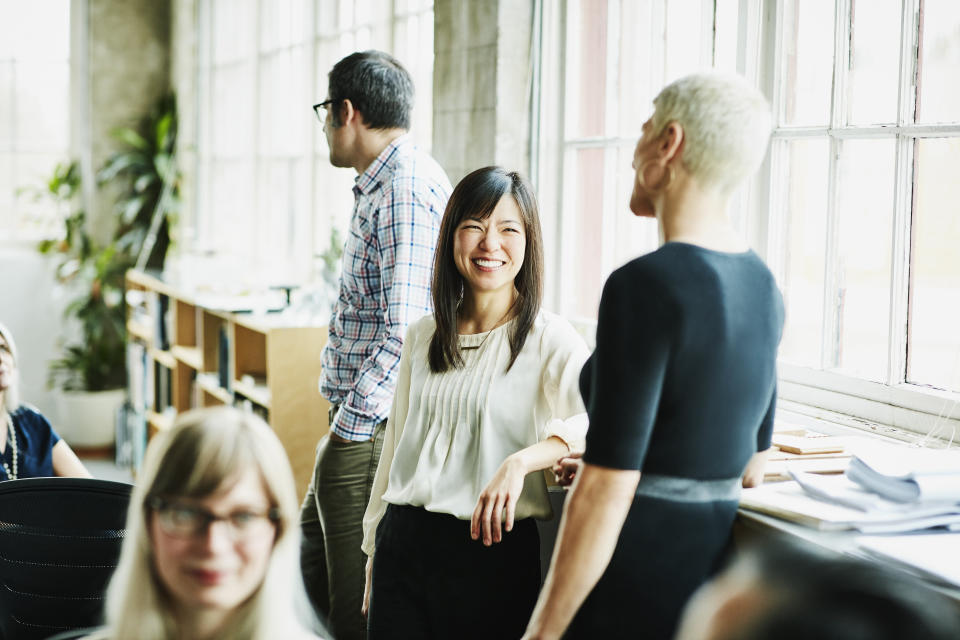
left=320, top=135, right=452, bottom=440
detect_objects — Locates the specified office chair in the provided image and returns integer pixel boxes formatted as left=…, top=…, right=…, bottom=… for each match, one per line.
left=0, top=477, right=132, bottom=640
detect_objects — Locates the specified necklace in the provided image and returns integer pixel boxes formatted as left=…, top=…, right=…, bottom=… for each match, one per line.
left=1, top=413, right=17, bottom=480
left=460, top=297, right=517, bottom=352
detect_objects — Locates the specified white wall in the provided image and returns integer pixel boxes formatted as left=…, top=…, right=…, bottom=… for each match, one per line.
left=0, top=248, right=69, bottom=426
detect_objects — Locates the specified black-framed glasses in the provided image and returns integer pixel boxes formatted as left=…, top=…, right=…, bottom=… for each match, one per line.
left=148, top=497, right=279, bottom=540
left=312, top=99, right=338, bottom=122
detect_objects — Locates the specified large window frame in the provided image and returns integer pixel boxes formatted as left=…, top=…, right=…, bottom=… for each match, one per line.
left=192, top=0, right=434, bottom=284
left=0, top=0, right=72, bottom=245
left=765, top=0, right=960, bottom=442
left=535, top=0, right=960, bottom=443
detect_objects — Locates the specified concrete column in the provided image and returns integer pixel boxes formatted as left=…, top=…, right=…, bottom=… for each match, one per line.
left=78, top=0, right=171, bottom=241
left=433, top=0, right=534, bottom=183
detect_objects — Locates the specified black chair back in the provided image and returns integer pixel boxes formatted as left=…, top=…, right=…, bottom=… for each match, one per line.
left=0, top=477, right=132, bottom=640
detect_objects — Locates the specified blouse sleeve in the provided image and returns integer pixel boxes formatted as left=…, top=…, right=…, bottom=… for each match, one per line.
left=540, top=317, right=590, bottom=452
left=582, top=266, right=674, bottom=470
left=361, top=318, right=418, bottom=557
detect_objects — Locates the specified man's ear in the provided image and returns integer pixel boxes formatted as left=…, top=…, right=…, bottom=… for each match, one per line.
left=660, top=121, right=685, bottom=163
left=339, top=98, right=359, bottom=127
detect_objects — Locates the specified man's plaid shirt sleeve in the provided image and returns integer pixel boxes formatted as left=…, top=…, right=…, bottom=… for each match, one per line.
left=330, top=181, right=441, bottom=439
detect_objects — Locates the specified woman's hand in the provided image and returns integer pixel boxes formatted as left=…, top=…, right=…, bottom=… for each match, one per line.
left=553, top=452, right=583, bottom=487
left=361, top=555, right=373, bottom=618
left=471, top=455, right=528, bottom=546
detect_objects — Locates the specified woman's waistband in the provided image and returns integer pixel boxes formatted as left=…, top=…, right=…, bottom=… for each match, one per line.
left=635, top=473, right=742, bottom=503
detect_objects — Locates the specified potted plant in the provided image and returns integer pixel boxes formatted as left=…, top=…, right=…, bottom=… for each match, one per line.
left=31, top=162, right=129, bottom=448
left=98, top=92, right=179, bottom=271
left=28, top=94, right=180, bottom=449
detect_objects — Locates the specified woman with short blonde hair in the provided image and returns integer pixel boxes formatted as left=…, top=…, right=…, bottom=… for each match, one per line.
left=95, top=407, right=324, bottom=640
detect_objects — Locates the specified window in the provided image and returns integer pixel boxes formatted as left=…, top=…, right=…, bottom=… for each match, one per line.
left=0, top=0, right=71, bottom=243
left=193, top=0, right=435, bottom=283
left=536, top=0, right=960, bottom=439
left=767, top=0, right=960, bottom=437
left=534, top=0, right=739, bottom=322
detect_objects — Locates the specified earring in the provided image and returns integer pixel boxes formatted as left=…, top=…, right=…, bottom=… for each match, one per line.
left=638, top=160, right=675, bottom=193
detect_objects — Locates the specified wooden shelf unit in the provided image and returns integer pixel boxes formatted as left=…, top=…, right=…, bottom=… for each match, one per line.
left=125, top=269, right=330, bottom=498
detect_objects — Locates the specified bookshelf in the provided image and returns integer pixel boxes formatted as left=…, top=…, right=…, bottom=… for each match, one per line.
left=124, top=269, right=329, bottom=499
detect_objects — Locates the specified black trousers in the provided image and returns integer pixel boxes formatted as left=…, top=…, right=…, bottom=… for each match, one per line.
left=368, top=504, right=541, bottom=640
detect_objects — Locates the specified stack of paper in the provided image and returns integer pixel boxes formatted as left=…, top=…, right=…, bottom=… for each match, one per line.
left=845, top=442, right=960, bottom=504
left=739, top=473, right=960, bottom=533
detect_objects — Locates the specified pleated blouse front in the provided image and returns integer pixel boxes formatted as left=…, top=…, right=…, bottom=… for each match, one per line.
left=361, top=310, right=589, bottom=555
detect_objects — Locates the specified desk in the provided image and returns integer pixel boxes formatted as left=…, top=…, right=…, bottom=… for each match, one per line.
left=735, top=508, right=960, bottom=603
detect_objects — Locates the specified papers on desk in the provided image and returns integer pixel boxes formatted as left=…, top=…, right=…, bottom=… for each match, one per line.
left=857, top=533, right=960, bottom=588
left=739, top=475, right=960, bottom=533
left=845, top=442, right=960, bottom=504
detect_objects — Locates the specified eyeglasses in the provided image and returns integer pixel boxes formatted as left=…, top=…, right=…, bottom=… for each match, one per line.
left=148, top=497, right=279, bottom=540
left=312, top=99, right=338, bottom=122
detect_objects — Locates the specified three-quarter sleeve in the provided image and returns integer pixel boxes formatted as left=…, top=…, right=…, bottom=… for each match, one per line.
left=540, top=317, right=590, bottom=451
left=361, top=319, right=420, bottom=557
left=756, top=382, right=777, bottom=451
left=582, top=267, right=674, bottom=470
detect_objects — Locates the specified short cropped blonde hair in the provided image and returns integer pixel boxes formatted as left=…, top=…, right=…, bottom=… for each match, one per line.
left=101, top=407, right=319, bottom=640
left=650, top=71, right=773, bottom=194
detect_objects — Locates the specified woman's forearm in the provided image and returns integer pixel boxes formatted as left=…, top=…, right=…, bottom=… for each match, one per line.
left=523, top=463, right=640, bottom=639
left=511, top=435, right=570, bottom=474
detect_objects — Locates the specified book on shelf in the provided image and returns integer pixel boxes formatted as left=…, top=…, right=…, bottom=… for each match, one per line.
left=218, top=326, right=231, bottom=391
left=846, top=442, right=960, bottom=504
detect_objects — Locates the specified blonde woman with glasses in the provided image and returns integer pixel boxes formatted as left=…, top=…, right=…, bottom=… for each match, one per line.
left=86, top=407, right=326, bottom=640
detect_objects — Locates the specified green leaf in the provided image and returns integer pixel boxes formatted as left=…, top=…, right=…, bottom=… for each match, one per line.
left=111, top=127, right=149, bottom=150
left=120, top=195, right=146, bottom=224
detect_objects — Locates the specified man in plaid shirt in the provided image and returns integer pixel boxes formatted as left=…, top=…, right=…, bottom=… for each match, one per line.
left=302, top=50, right=452, bottom=640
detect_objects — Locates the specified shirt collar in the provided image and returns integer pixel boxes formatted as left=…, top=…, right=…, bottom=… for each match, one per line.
left=354, top=133, right=412, bottom=196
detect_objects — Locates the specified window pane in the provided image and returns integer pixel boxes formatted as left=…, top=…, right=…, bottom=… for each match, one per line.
left=916, top=0, right=960, bottom=124
left=616, top=0, right=656, bottom=140
left=15, top=62, right=70, bottom=151
left=664, top=0, right=708, bottom=83
left=908, top=137, right=960, bottom=392
left=8, top=0, right=70, bottom=61
left=847, top=0, right=900, bottom=125
left=831, top=139, right=895, bottom=381
left=566, top=0, right=608, bottom=139
left=713, top=0, right=740, bottom=73
left=780, top=0, right=835, bottom=126
left=564, top=147, right=606, bottom=319
left=0, top=62, right=12, bottom=150
left=779, top=138, right=830, bottom=368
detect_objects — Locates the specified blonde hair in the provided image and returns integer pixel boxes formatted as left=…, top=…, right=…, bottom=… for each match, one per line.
left=101, top=407, right=319, bottom=640
left=0, top=323, right=20, bottom=413
left=650, top=71, right=773, bottom=194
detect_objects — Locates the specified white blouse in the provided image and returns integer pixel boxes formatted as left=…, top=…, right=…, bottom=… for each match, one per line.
left=361, top=309, right=589, bottom=556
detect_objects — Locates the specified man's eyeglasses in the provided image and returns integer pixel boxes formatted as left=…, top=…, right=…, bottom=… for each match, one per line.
left=148, top=497, right=279, bottom=540
left=313, top=99, right=339, bottom=122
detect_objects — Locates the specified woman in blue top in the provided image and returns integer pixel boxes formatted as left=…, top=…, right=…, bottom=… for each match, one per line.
left=0, top=323, right=90, bottom=480
left=523, top=72, right=783, bottom=639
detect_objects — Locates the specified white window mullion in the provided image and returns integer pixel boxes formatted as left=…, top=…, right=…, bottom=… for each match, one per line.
left=251, top=0, right=263, bottom=265
left=888, top=0, right=921, bottom=387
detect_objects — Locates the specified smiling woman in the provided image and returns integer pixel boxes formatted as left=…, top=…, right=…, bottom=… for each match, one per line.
left=87, top=407, right=325, bottom=640
left=360, top=167, right=590, bottom=639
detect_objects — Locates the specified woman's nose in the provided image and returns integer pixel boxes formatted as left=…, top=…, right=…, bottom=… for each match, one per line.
left=479, top=228, right=500, bottom=249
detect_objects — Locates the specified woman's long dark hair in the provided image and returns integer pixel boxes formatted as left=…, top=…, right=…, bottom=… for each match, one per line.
left=428, top=167, right=544, bottom=373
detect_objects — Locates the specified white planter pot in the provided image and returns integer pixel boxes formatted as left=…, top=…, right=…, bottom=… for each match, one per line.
left=55, top=388, right=125, bottom=448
